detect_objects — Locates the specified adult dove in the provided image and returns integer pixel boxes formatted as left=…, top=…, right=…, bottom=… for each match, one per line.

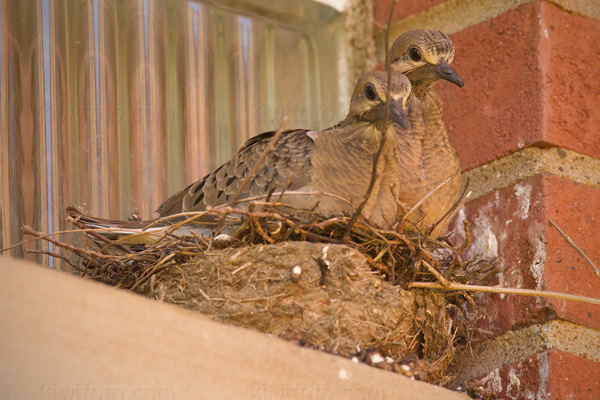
left=68, top=70, right=412, bottom=240
left=389, top=29, right=464, bottom=236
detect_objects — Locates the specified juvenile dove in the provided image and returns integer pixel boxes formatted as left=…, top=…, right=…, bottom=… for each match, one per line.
left=68, top=70, right=412, bottom=239
left=389, top=29, right=464, bottom=236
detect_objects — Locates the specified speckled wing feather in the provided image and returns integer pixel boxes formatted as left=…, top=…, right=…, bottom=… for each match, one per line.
left=156, top=129, right=316, bottom=217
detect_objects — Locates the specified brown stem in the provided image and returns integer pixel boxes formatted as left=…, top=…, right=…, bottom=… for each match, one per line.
left=343, top=0, right=398, bottom=240
left=549, top=218, right=600, bottom=281
left=410, top=281, right=600, bottom=306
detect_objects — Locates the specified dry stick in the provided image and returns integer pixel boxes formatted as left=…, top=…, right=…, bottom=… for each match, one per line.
left=25, top=249, right=84, bottom=272
left=420, top=259, right=451, bottom=287
left=130, top=253, right=177, bottom=291
left=21, top=225, right=114, bottom=260
left=549, top=218, right=600, bottom=280
left=70, top=191, right=347, bottom=252
left=235, top=191, right=355, bottom=209
left=89, top=209, right=223, bottom=258
left=427, top=178, right=471, bottom=237
left=343, top=0, right=398, bottom=240
left=397, top=176, right=452, bottom=229
left=457, top=219, right=472, bottom=255
left=141, top=191, right=354, bottom=230
left=1, top=226, right=92, bottom=253
left=232, top=117, right=288, bottom=205
left=69, top=214, right=133, bottom=253
left=410, top=281, right=600, bottom=306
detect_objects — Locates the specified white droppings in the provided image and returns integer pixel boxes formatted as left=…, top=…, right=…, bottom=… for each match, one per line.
left=471, top=225, right=499, bottom=260
left=453, top=207, right=468, bottom=243
left=465, top=194, right=502, bottom=261
left=486, top=227, right=499, bottom=258
left=291, top=265, right=302, bottom=282
left=338, top=368, right=351, bottom=380
left=537, top=352, right=550, bottom=400
left=505, top=369, right=522, bottom=399
left=514, top=183, right=532, bottom=220
left=529, top=222, right=546, bottom=291
left=214, top=233, right=232, bottom=242
left=370, top=353, right=384, bottom=364
left=497, top=271, right=506, bottom=298
left=479, top=368, right=503, bottom=393
left=322, top=245, right=331, bottom=268
left=538, top=13, right=549, bottom=39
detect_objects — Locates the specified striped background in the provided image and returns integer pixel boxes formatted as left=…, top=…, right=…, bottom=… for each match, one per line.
left=0, top=0, right=348, bottom=265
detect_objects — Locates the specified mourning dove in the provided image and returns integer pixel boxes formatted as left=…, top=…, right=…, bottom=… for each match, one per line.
left=68, top=70, right=412, bottom=240
left=388, top=30, right=464, bottom=236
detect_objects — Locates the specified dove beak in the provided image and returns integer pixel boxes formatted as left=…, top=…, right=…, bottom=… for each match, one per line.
left=389, top=99, right=409, bottom=129
left=434, top=62, right=464, bottom=88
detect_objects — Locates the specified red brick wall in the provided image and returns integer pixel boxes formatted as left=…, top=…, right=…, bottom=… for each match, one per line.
left=374, top=1, right=600, bottom=398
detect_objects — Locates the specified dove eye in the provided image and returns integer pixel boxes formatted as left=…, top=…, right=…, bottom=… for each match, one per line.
left=364, top=83, right=377, bottom=100
left=408, top=46, right=422, bottom=61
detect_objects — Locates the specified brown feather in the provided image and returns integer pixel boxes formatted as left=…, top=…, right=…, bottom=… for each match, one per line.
left=390, top=29, right=463, bottom=235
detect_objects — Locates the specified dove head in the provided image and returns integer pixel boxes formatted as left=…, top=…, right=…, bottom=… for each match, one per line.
left=389, top=29, right=464, bottom=90
left=349, top=70, right=411, bottom=129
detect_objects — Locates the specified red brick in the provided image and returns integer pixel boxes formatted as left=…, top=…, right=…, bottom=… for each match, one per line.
left=374, top=0, right=448, bottom=27
left=471, top=350, right=600, bottom=400
left=450, top=175, right=600, bottom=335
left=470, top=352, right=546, bottom=399
left=548, top=350, right=600, bottom=400
left=545, top=178, right=600, bottom=329
left=541, top=2, right=600, bottom=161
left=438, top=1, right=600, bottom=170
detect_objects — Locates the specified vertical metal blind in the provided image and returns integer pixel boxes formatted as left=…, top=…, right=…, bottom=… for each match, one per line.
left=0, top=0, right=347, bottom=265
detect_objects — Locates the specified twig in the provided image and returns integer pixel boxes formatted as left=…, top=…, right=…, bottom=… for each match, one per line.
left=22, top=225, right=115, bottom=260
left=25, top=249, right=84, bottom=272
left=69, top=214, right=133, bottom=253
left=420, top=259, right=450, bottom=287
left=213, top=117, right=289, bottom=236
left=232, top=117, right=288, bottom=206
left=429, top=178, right=472, bottom=236
left=549, top=218, right=600, bottom=281
left=343, top=0, right=398, bottom=240
left=399, top=176, right=452, bottom=228
left=234, top=191, right=355, bottom=208
left=190, top=230, right=210, bottom=247
left=410, top=281, right=600, bottom=306
left=1, top=225, right=102, bottom=253
left=197, top=287, right=213, bottom=303
left=130, top=252, right=176, bottom=291
left=457, top=219, right=471, bottom=255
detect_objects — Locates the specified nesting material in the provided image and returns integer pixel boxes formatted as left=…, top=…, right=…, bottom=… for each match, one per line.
left=25, top=206, right=496, bottom=386
left=136, top=242, right=455, bottom=383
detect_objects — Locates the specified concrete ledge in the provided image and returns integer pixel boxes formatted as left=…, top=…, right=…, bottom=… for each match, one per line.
left=0, top=257, right=468, bottom=400
left=451, top=320, right=600, bottom=384
left=376, top=0, right=531, bottom=58
left=551, top=0, right=600, bottom=19
left=463, top=147, right=600, bottom=201
left=375, top=0, right=600, bottom=59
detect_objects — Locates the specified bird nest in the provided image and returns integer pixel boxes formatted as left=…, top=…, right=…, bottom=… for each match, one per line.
left=26, top=204, right=497, bottom=386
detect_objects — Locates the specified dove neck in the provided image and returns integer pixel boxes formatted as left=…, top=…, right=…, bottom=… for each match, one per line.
left=410, top=83, right=436, bottom=100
